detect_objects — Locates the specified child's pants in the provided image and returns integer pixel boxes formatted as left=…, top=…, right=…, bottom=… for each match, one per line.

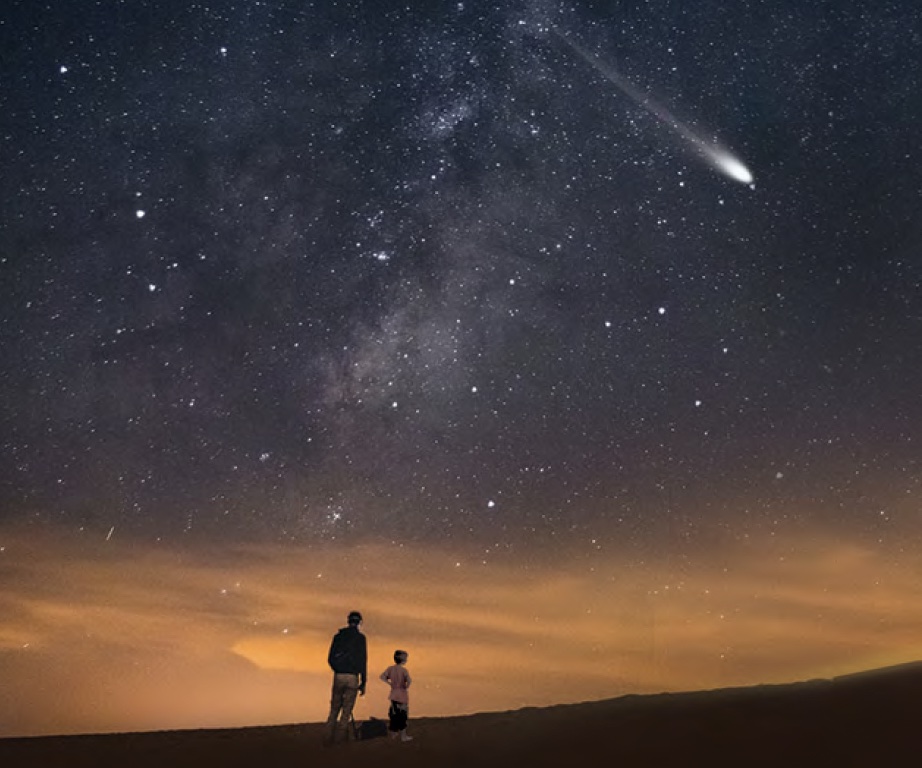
left=388, top=701, right=409, bottom=732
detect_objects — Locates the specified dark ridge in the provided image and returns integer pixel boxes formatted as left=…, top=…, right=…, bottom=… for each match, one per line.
left=1, top=662, right=919, bottom=767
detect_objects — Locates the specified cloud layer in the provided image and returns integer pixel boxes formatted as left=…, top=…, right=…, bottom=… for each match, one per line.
left=1, top=525, right=920, bottom=736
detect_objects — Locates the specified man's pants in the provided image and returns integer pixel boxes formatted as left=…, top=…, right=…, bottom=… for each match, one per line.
left=326, top=673, right=359, bottom=742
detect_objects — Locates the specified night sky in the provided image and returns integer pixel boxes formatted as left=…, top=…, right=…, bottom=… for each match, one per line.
left=3, top=0, right=922, bottom=738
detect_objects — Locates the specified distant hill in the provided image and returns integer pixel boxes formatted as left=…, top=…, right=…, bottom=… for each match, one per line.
left=2, top=662, right=920, bottom=767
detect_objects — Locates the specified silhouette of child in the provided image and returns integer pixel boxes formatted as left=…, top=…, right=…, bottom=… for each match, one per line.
left=380, top=650, right=413, bottom=742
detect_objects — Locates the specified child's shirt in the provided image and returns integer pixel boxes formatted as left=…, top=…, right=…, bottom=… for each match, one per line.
left=380, top=663, right=412, bottom=704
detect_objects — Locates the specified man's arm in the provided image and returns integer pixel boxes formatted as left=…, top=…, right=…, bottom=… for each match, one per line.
left=358, top=635, right=368, bottom=694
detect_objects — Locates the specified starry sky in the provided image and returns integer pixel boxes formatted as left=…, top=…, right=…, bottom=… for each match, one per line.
left=2, top=0, right=922, bottom=738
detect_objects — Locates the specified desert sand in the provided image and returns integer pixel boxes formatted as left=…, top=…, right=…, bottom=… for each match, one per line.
left=1, top=662, right=918, bottom=767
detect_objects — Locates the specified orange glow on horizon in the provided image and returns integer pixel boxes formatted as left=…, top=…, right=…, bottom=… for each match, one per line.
left=1, top=524, right=921, bottom=737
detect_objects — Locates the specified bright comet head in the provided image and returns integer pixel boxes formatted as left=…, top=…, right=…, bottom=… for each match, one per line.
left=706, top=147, right=754, bottom=184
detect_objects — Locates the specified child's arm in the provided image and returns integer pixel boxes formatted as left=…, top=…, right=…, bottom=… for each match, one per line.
left=379, top=668, right=391, bottom=684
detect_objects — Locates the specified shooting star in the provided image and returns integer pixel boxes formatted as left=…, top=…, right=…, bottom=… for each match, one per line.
left=552, top=29, right=753, bottom=185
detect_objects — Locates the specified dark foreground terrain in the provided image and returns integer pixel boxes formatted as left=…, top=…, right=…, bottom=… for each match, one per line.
left=2, top=662, right=919, bottom=767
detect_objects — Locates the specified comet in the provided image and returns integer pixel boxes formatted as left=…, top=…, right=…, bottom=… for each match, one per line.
left=552, top=29, right=753, bottom=185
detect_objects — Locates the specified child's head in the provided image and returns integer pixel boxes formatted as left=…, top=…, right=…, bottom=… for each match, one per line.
left=394, top=649, right=408, bottom=664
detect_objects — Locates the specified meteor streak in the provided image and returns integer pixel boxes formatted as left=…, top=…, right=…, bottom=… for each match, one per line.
left=553, top=29, right=753, bottom=185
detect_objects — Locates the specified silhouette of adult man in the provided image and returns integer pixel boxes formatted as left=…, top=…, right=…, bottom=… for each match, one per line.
left=325, top=610, right=367, bottom=744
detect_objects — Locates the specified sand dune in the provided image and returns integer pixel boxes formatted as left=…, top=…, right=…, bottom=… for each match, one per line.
left=2, top=662, right=919, bottom=767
